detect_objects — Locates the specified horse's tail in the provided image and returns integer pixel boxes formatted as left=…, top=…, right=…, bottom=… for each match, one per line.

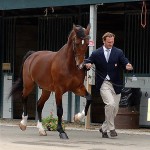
left=9, top=51, right=35, bottom=100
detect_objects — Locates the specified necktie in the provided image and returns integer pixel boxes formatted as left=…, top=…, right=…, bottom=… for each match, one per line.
left=106, top=49, right=110, bottom=62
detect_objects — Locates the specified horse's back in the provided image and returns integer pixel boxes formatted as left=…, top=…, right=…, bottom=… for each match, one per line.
left=23, top=51, right=57, bottom=90
left=24, top=50, right=56, bottom=70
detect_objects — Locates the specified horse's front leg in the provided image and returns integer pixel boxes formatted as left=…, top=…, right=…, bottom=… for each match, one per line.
left=56, top=93, right=69, bottom=139
left=74, top=90, right=92, bottom=122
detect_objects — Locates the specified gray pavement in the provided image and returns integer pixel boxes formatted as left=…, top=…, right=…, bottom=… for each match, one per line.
left=0, top=124, right=150, bottom=150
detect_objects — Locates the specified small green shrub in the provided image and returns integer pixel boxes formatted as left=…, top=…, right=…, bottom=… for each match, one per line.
left=42, top=112, right=65, bottom=131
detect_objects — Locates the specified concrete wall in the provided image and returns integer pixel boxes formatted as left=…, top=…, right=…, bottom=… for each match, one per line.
left=125, top=77, right=150, bottom=126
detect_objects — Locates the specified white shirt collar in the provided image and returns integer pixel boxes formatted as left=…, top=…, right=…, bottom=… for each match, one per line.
left=103, top=46, right=111, bottom=52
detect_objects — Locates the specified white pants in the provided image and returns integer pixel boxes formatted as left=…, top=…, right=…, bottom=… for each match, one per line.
left=100, top=81, right=121, bottom=132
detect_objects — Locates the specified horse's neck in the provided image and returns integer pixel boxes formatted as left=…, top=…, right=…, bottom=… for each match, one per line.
left=59, top=31, right=76, bottom=67
left=66, top=31, right=75, bottom=59
left=61, top=43, right=76, bottom=68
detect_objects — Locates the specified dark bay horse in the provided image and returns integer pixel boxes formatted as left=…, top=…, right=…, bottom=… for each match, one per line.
left=9, top=24, right=92, bottom=139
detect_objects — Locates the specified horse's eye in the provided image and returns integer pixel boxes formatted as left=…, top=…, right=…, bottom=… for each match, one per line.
left=82, top=40, right=84, bottom=45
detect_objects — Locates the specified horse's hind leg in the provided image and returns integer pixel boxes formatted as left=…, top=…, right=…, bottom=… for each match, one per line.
left=19, top=86, right=34, bottom=131
left=37, top=90, right=51, bottom=136
left=19, top=96, right=28, bottom=131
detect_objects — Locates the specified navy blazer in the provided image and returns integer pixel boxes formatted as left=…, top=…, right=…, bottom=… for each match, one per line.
left=85, top=46, right=129, bottom=94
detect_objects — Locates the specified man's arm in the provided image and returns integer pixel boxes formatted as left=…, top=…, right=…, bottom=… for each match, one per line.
left=119, top=50, right=133, bottom=71
left=84, top=51, right=96, bottom=70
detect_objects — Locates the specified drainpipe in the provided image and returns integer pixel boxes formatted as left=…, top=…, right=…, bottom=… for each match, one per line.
left=85, top=5, right=97, bottom=129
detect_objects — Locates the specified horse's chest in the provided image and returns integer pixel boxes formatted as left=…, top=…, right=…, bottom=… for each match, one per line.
left=72, top=73, right=85, bottom=83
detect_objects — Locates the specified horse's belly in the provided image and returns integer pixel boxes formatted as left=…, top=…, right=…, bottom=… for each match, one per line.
left=38, top=82, right=55, bottom=91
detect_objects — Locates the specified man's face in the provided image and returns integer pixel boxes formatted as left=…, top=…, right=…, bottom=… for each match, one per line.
left=103, top=36, right=114, bottom=49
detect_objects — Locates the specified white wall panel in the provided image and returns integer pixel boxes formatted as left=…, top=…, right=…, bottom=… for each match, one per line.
left=3, top=74, right=12, bottom=118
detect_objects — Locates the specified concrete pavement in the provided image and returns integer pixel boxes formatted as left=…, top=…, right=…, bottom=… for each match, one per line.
left=0, top=124, right=150, bottom=150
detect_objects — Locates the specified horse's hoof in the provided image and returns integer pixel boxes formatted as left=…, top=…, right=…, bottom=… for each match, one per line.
left=74, top=113, right=84, bottom=122
left=74, top=115, right=80, bottom=123
left=19, top=123, right=27, bottom=131
left=59, top=132, right=69, bottom=139
left=39, top=130, right=47, bottom=136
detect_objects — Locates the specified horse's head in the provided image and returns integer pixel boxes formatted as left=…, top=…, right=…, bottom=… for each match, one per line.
left=71, top=24, right=91, bottom=69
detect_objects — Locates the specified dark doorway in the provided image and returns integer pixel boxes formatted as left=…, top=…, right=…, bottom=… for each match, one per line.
left=13, top=17, right=38, bottom=119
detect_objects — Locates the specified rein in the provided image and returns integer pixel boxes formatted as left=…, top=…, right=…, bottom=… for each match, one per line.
left=91, top=66, right=128, bottom=87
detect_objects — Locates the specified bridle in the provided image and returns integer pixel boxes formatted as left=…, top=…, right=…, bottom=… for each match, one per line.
left=72, top=35, right=90, bottom=69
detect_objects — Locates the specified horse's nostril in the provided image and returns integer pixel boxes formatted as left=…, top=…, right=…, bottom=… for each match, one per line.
left=76, top=65, right=79, bottom=68
left=76, top=64, right=80, bottom=69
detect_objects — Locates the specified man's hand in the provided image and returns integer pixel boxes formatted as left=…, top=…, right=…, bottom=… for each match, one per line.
left=126, top=63, right=133, bottom=70
left=85, top=63, right=92, bottom=69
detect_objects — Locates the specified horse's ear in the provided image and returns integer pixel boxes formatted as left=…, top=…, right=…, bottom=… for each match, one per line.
left=87, top=23, right=91, bottom=30
left=73, top=24, right=76, bottom=28
left=86, top=23, right=91, bottom=34
left=73, top=24, right=78, bottom=33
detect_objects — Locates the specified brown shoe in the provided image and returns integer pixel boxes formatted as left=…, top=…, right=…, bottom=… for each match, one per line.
left=99, top=128, right=109, bottom=138
left=110, top=129, right=118, bottom=137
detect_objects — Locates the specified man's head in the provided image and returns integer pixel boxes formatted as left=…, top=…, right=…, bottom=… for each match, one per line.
left=102, top=32, right=115, bottom=49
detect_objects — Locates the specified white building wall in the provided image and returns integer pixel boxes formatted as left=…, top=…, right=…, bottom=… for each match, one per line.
left=38, top=88, right=68, bottom=120
left=71, top=93, right=75, bottom=122
left=139, top=88, right=150, bottom=126
left=80, top=96, right=86, bottom=122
